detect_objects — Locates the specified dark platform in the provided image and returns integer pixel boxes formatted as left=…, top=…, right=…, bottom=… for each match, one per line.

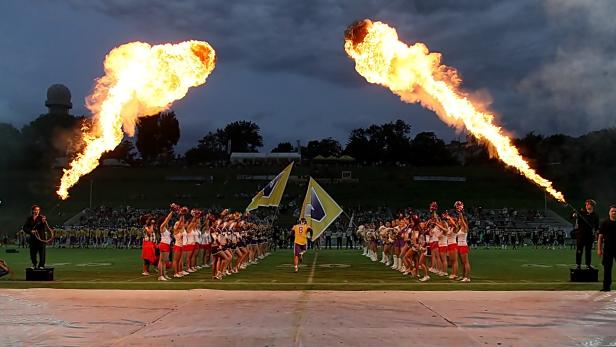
left=570, top=267, right=598, bottom=282
left=26, top=267, right=54, bottom=281
left=5, top=248, right=18, bottom=253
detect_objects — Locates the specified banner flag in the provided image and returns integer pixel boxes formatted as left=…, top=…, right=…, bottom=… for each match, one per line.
left=300, top=177, right=343, bottom=240
left=245, top=162, right=294, bottom=212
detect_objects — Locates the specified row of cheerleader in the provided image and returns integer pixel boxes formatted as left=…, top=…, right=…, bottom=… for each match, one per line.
left=358, top=201, right=472, bottom=282
left=141, top=204, right=272, bottom=281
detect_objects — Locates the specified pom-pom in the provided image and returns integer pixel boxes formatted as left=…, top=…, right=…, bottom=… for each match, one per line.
left=454, top=201, right=464, bottom=212
left=429, top=201, right=438, bottom=212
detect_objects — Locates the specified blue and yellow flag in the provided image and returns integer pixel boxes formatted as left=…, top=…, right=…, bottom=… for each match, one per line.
left=300, top=177, right=343, bottom=240
left=245, top=162, right=294, bottom=212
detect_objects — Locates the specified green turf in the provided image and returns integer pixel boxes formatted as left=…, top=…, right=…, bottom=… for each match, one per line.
left=0, top=246, right=609, bottom=290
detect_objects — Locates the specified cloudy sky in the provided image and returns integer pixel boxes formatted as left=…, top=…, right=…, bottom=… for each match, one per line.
left=1, top=0, right=614, bottom=151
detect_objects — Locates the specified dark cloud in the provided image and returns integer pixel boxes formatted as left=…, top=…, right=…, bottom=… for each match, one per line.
left=518, top=0, right=616, bottom=134
left=1, top=0, right=615, bottom=153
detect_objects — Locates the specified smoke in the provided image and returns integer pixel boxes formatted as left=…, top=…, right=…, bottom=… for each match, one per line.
left=519, top=0, right=616, bottom=134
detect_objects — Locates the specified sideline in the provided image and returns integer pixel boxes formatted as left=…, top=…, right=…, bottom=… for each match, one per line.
left=0, top=280, right=579, bottom=286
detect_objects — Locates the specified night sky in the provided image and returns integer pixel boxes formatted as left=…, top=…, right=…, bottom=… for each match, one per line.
left=1, top=0, right=615, bottom=151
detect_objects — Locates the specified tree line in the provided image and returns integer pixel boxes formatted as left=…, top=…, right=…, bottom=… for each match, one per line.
left=1, top=111, right=615, bottom=177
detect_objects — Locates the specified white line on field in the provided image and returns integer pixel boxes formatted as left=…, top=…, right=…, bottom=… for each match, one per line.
left=307, top=252, right=318, bottom=284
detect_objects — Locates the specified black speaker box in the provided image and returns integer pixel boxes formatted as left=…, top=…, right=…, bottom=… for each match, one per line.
left=570, top=267, right=598, bottom=282
left=26, top=267, right=54, bottom=281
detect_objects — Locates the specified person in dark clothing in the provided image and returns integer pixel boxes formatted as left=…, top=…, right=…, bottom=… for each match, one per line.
left=598, top=205, right=616, bottom=292
left=573, top=199, right=600, bottom=269
left=22, top=205, right=52, bottom=269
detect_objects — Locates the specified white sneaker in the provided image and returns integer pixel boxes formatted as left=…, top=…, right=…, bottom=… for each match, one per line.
left=461, top=277, right=471, bottom=282
left=187, top=268, right=196, bottom=273
left=174, top=273, right=182, bottom=278
left=181, top=271, right=189, bottom=276
left=142, top=272, right=150, bottom=276
left=448, top=274, right=456, bottom=280
left=157, top=276, right=167, bottom=281
left=419, top=275, right=430, bottom=282
left=164, top=275, right=172, bottom=280
left=203, top=264, right=211, bottom=268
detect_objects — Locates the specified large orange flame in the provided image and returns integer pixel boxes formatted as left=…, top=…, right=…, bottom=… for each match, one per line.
left=344, top=20, right=565, bottom=203
left=57, top=40, right=216, bottom=199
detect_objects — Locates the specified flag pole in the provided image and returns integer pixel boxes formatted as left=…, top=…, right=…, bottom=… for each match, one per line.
left=342, top=210, right=356, bottom=228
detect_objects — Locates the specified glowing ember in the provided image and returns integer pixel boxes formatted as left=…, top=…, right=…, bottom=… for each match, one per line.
left=344, top=19, right=565, bottom=202
left=57, top=40, right=216, bottom=199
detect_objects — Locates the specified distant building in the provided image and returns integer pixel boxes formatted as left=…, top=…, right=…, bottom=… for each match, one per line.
left=230, top=152, right=300, bottom=165
left=46, top=84, right=72, bottom=116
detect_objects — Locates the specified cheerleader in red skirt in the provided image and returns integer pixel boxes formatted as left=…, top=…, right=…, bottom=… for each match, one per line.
left=172, top=205, right=187, bottom=278
left=157, top=209, right=174, bottom=281
left=141, top=216, right=158, bottom=276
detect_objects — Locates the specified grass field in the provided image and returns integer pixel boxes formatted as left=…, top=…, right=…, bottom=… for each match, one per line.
left=0, top=246, right=608, bottom=290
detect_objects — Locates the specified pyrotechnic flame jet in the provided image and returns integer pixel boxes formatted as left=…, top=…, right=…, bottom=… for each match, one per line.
left=57, top=41, right=216, bottom=200
left=344, top=19, right=565, bottom=203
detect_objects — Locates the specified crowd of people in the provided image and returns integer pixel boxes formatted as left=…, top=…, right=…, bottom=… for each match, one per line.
left=356, top=201, right=471, bottom=282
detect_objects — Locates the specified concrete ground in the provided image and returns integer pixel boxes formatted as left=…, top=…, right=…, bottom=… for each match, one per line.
left=1, top=289, right=615, bottom=347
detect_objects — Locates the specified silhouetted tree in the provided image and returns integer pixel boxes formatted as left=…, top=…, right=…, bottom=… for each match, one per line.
left=345, top=120, right=413, bottom=164
left=135, top=111, right=180, bottom=162
left=100, top=139, right=137, bottom=164
left=184, top=129, right=229, bottom=166
left=21, top=113, right=83, bottom=167
left=271, top=142, right=295, bottom=153
left=515, top=132, right=544, bottom=160
left=302, top=138, right=342, bottom=159
left=0, top=123, right=23, bottom=168
left=411, top=132, right=456, bottom=166
left=218, top=121, right=263, bottom=153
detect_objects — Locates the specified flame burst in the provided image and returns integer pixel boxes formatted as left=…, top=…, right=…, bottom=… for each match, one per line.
left=344, top=20, right=565, bottom=202
left=57, top=40, right=216, bottom=199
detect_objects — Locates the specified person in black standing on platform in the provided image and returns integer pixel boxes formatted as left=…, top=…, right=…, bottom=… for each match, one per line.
left=23, top=205, right=50, bottom=269
left=573, top=199, right=600, bottom=270
left=597, top=205, right=616, bottom=292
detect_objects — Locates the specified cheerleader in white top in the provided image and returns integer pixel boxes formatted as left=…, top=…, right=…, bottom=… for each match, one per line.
left=157, top=210, right=174, bottom=281
left=201, top=215, right=213, bottom=268
left=443, top=211, right=459, bottom=280
left=171, top=205, right=187, bottom=278
left=195, top=224, right=204, bottom=269
left=417, top=224, right=431, bottom=281
left=454, top=201, right=471, bottom=282
left=187, top=209, right=202, bottom=272
left=434, top=213, right=450, bottom=276
left=182, top=211, right=199, bottom=275
left=427, top=202, right=441, bottom=274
